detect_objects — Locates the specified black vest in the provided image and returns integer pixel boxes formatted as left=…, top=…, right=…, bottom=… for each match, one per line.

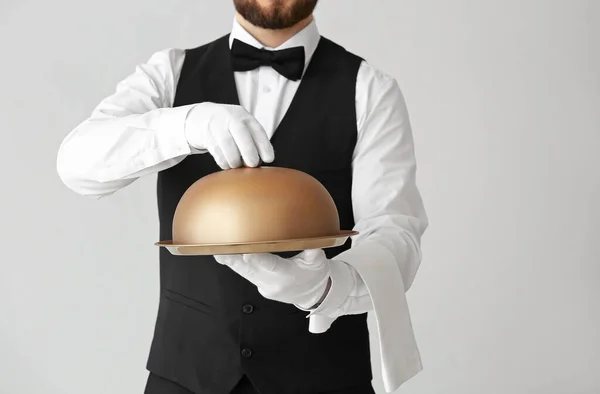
left=147, top=35, right=372, bottom=394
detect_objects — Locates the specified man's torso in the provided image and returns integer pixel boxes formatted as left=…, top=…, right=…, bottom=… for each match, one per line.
left=148, top=34, right=372, bottom=394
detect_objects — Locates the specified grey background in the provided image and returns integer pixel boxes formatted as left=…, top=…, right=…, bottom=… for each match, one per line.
left=1, top=0, right=599, bottom=393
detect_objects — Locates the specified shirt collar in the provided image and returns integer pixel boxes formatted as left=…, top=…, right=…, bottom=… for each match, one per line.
left=229, top=16, right=321, bottom=71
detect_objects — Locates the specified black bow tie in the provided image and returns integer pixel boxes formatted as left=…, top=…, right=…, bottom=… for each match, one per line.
left=230, top=39, right=306, bottom=81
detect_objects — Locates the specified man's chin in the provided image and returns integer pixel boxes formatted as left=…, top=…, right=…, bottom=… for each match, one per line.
left=234, top=0, right=317, bottom=30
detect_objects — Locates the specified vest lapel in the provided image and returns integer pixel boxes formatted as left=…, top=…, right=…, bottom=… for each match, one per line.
left=198, top=35, right=240, bottom=106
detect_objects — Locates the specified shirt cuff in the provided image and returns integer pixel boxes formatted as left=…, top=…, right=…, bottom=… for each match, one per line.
left=295, top=259, right=355, bottom=320
left=153, top=104, right=197, bottom=159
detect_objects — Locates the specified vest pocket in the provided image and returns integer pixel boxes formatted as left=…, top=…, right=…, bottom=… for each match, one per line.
left=147, top=286, right=241, bottom=394
left=163, top=288, right=212, bottom=315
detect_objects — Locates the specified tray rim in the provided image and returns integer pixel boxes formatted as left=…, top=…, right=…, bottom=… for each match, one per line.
left=154, top=231, right=358, bottom=255
left=155, top=230, right=359, bottom=248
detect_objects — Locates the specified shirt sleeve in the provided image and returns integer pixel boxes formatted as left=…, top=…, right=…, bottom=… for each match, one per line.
left=306, top=60, right=428, bottom=325
left=56, top=48, right=195, bottom=198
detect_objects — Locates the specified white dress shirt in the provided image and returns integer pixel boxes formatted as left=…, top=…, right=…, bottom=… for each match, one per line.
left=56, top=17, right=428, bottom=393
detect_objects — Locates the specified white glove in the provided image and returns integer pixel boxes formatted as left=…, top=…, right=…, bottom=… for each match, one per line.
left=185, top=102, right=275, bottom=169
left=214, top=249, right=334, bottom=310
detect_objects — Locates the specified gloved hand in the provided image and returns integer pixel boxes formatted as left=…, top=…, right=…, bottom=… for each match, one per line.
left=214, top=249, right=336, bottom=310
left=185, top=102, right=275, bottom=169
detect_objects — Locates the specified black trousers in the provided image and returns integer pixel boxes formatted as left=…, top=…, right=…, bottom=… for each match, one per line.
left=144, top=373, right=376, bottom=394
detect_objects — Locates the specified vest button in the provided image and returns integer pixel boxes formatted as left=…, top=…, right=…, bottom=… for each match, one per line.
left=241, top=348, right=253, bottom=359
left=242, top=304, right=254, bottom=314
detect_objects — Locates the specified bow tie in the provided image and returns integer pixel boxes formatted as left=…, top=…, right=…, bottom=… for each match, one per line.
left=230, top=39, right=306, bottom=81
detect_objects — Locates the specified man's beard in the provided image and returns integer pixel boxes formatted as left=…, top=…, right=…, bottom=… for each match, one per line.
left=233, top=0, right=318, bottom=30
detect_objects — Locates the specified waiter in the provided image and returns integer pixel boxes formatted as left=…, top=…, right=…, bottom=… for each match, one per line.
left=57, top=1, right=428, bottom=393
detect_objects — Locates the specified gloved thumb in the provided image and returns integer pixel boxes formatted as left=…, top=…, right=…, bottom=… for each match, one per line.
left=299, top=249, right=326, bottom=264
left=213, top=254, right=238, bottom=266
